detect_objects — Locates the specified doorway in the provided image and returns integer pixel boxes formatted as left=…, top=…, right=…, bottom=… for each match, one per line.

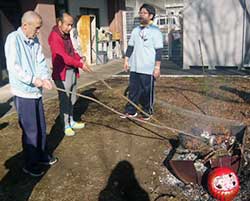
left=80, top=7, right=100, bottom=28
left=77, top=15, right=97, bottom=64
left=0, top=0, right=21, bottom=83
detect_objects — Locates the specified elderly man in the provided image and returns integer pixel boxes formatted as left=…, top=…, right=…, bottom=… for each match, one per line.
left=48, top=13, right=91, bottom=136
left=4, top=11, right=58, bottom=177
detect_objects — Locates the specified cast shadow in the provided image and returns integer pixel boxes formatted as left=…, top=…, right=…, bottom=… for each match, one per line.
left=0, top=152, right=43, bottom=201
left=0, top=122, right=9, bottom=130
left=98, top=160, right=150, bottom=201
left=220, top=85, right=250, bottom=103
left=0, top=115, right=65, bottom=201
left=163, top=139, right=180, bottom=171
left=73, top=88, right=97, bottom=121
left=87, top=121, right=164, bottom=140
left=0, top=97, right=13, bottom=118
left=123, top=86, right=129, bottom=97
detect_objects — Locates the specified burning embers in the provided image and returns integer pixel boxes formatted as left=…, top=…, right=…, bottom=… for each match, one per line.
left=164, top=125, right=247, bottom=200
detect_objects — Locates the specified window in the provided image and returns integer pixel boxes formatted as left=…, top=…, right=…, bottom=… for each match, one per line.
left=160, top=18, right=166, bottom=25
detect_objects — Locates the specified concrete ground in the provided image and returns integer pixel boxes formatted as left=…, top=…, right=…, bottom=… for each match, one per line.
left=0, top=59, right=124, bottom=119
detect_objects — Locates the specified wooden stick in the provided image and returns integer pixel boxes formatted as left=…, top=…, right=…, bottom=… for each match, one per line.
left=54, top=86, right=205, bottom=141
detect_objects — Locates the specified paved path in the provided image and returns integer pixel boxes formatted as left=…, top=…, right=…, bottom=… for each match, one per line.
left=0, top=59, right=124, bottom=119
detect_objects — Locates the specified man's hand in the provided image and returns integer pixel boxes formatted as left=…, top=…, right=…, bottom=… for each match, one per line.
left=153, top=66, right=160, bottom=79
left=33, top=78, right=43, bottom=87
left=42, top=79, right=53, bottom=90
left=124, top=57, right=129, bottom=72
left=81, top=63, right=92, bottom=72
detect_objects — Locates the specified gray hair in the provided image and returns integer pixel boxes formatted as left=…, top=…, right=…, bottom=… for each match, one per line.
left=21, top=11, right=42, bottom=25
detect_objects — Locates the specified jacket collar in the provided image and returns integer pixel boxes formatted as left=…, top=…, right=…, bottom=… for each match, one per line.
left=52, top=25, right=70, bottom=40
left=140, top=20, right=153, bottom=28
left=17, top=27, right=35, bottom=45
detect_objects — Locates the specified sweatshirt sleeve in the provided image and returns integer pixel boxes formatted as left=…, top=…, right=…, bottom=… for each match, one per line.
left=74, top=52, right=82, bottom=61
left=5, top=33, right=34, bottom=84
left=36, top=43, right=51, bottom=80
left=48, top=32, right=83, bottom=68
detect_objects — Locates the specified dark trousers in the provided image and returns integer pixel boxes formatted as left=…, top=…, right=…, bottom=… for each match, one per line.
left=125, top=72, right=155, bottom=115
left=14, top=96, right=49, bottom=169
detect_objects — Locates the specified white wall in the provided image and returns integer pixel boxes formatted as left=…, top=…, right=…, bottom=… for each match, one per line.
left=183, top=0, right=244, bottom=69
left=68, top=0, right=108, bottom=27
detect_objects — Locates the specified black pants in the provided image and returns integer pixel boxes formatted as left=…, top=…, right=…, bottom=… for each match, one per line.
left=125, top=72, right=155, bottom=115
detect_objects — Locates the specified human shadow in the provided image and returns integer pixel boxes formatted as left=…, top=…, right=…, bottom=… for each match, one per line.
left=46, top=115, right=65, bottom=154
left=0, top=122, right=9, bottom=130
left=0, top=97, right=13, bottom=118
left=0, top=114, right=65, bottom=201
left=98, top=160, right=150, bottom=201
left=123, top=86, right=129, bottom=97
left=73, top=88, right=97, bottom=121
left=0, top=152, right=44, bottom=201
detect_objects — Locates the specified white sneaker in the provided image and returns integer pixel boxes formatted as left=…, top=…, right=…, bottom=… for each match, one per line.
left=120, top=112, right=138, bottom=119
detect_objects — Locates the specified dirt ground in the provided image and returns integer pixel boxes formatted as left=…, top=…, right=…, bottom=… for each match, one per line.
left=0, top=77, right=250, bottom=201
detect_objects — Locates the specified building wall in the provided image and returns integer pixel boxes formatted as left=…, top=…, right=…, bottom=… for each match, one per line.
left=0, top=0, right=56, bottom=75
left=67, top=0, right=109, bottom=27
left=183, top=0, right=244, bottom=69
left=107, top=0, right=125, bottom=42
left=0, top=10, right=16, bottom=81
left=35, top=3, right=56, bottom=62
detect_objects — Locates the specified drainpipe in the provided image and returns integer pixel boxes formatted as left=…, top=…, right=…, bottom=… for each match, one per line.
left=241, top=0, right=246, bottom=69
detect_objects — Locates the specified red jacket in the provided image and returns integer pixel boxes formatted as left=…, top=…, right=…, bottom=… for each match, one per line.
left=48, top=26, right=82, bottom=81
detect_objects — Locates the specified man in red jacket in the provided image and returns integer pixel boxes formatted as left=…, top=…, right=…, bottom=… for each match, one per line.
left=48, top=12, right=92, bottom=136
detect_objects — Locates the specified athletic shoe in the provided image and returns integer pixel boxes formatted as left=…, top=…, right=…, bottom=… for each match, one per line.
left=39, top=156, right=58, bottom=166
left=140, top=113, right=152, bottom=121
left=22, top=166, right=44, bottom=177
left=64, top=127, right=75, bottom=136
left=120, top=112, right=138, bottom=119
left=71, top=121, right=85, bottom=129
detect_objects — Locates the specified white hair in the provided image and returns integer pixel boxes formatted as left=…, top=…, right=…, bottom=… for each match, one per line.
left=21, top=11, right=42, bottom=25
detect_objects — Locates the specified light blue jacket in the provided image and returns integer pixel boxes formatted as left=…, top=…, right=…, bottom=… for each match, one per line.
left=5, top=27, right=50, bottom=98
left=128, top=24, right=163, bottom=75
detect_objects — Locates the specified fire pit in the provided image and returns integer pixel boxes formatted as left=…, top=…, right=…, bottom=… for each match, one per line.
left=164, top=125, right=247, bottom=186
